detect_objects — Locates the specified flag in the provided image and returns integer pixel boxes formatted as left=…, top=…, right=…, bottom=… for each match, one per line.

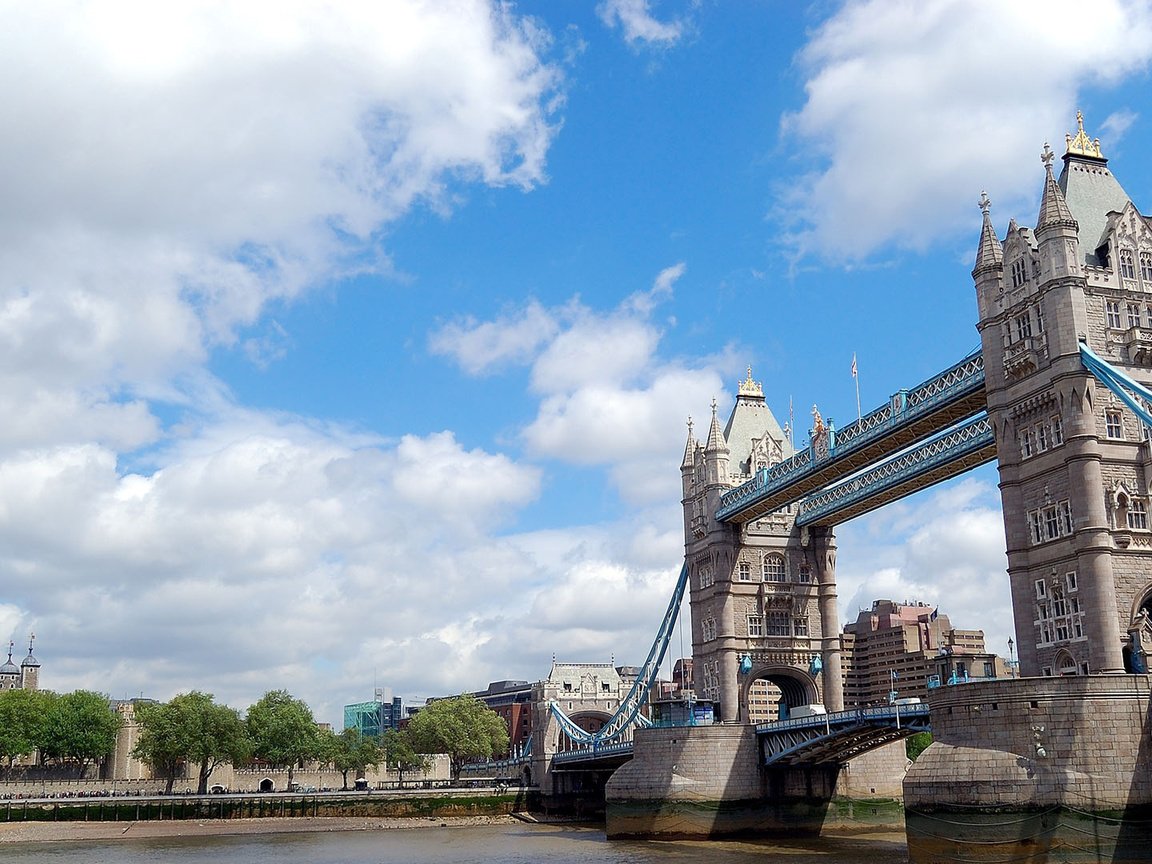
left=851, top=353, right=857, bottom=378
left=930, top=608, right=939, bottom=622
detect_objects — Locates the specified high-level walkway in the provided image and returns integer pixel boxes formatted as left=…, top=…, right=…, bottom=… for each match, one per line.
left=716, top=351, right=988, bottom=525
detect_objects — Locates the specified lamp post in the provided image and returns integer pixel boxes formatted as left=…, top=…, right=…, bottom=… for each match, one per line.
left=1007, top=638, right=1018, bottom=678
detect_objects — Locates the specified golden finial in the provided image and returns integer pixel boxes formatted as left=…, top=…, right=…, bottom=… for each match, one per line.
left=1065, top=110, right=1103, bottom=158
left=737, top=367, right=763, bottom=398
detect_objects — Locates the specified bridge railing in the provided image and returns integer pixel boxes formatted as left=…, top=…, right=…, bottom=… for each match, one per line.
left=755, top=702, right=930, bottom=735
left=551, top=741, right=635, bottom=764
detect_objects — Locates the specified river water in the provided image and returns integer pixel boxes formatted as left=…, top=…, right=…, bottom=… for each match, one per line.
left=0, top=822, right=908, bottom=863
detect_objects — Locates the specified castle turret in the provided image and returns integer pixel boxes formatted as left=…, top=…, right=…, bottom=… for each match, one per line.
left=0, top=643, right=20, bottom=691
left=20, top=633, right=40, bottom=691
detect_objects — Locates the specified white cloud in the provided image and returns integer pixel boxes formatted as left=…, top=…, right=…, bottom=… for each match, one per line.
left=597, top=0, right=684, bottom=46
left=781, top=0, right=1152, bottom=261
left=428, top=300, right=561, bottom=375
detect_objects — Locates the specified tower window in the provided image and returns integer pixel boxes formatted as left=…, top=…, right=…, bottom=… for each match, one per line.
left=1011, top=259, right=1027, bottom=288
left=738, top=562, right=752, bottom=581
left=1120, top=248, right=1136, bottom=280
left=1014, top=313, right=1032, bottom=341
left=1141, top=251, right=1152, bottom=283
left=762, top=554, right=786, bottom=582
left=1128, top=499, right=1148, bottom=530
left=1107, top=301, right=1122, bottom=329
left=1050, top=415, right=1063, bottom=445
left=747, top=615, right=763, bottom=637
left=1106, top=409, right=1124, bottom=439
left=1129, top=303, right=1143, bottom=328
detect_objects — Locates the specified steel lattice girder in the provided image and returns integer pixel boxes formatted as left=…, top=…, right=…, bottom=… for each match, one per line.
left=718, top=354, right=986, bottom=524
left=796, top=415, right=996, bottom=527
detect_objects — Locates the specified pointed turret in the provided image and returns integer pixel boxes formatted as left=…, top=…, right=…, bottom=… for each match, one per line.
left=1037, top=143, right=1077, bottom=231
left=1058, top=111, right=1132, bottom=267
left=972, top=191, right=1003, bottom=277
left=703, top=399, right=730, bottom=485
left=1036, top=141, right=1081, bottom=282
left=680, top=417, right=697, bottom=471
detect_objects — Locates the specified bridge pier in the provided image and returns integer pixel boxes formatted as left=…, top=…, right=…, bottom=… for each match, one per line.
left=605, top=724, right=906, bottom=839
left=905, top=676, right=1152, bottom=863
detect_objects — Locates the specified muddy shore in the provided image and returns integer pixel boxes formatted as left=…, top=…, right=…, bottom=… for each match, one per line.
left=0, top=813, right=521, bottom=844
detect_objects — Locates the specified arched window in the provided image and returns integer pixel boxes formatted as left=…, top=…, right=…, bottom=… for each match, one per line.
left=1120, top=248, right=1136, bottom=280
left=737, top=562, right=752, bottom=582
left=1141, top=251, right=1152, bottom=283
left=762, top=554, right=786, bottom=582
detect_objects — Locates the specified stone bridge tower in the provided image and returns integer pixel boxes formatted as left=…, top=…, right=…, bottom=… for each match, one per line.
left=682, top=370, right=843, bottom=723
left=974, top=113, right=1152, bottom=677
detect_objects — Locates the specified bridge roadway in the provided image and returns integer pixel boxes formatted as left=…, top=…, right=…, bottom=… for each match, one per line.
left=716, top=351, right=988, bottom=525
left=549, top=703, right=930, bottom=772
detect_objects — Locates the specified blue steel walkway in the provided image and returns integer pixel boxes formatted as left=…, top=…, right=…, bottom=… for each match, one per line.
left=757, top=703, right=930, bottom=766
left=716, top=352, right=987, bottom=524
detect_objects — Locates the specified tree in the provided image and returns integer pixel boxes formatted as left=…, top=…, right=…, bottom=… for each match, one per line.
left=382, top=728, right=430, bottom=784
left=246, top=689, right=320, bottom=787
left=40, top=690, right=120, bottom=775
left=134, top=692, right=250, bottom=794
left=329, top=728, right=383, bottom=790
left=906, top=731, right=933, bottom=762
left=0, top=689, right=52, bottom=774
left=406, top=695, right=508, bottom=780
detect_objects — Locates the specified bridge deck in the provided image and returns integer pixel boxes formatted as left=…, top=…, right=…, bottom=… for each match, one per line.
left=757, top=704, right=930, bottom=766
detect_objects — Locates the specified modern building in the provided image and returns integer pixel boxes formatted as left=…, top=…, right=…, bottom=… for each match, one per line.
left=0, top=635, right=41, bottom=691
left=342, top=688, right=403, bottom=737
left=469, top=679, right=534, bottom=758
left=841, top=599, right=1007, bottom=706
left=973, top=112, right=1152, bottom=677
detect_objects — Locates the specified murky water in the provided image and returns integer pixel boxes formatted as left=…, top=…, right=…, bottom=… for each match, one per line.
left=0, top=822, right=907, bottom=863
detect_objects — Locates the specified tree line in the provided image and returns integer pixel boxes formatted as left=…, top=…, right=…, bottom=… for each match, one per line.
left=0, top=688, right=509, bottom=794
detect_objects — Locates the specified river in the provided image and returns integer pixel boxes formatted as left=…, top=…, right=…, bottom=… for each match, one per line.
left=0, top=821, right=908, bottom=863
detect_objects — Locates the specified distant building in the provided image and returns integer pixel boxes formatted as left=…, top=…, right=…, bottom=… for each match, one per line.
left=468, top=679, right=534, bottom=758
left=343, top=688, right=403, bottom=737
left=842, top=599, right=1008, bottom=706
left=0, top=635, right=41, bottom=692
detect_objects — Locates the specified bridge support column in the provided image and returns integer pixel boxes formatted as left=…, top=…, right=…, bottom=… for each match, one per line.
left=810, top=527, right=844, bottom=712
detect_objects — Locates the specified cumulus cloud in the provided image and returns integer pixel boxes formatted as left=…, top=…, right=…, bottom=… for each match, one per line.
left=780, top=0, right=1152, bottom=261
left=597, top=0, right=684, bottom=46
left=432, top=266, right=738, bottom=505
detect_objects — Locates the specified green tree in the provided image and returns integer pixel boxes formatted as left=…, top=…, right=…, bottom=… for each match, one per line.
left=40, top=690, right=120, bottom=775
left=382, top=728, right=430, bottom=784
left=906, top=731, right=933, bottom=762
left=246, top=689, right=320, bottom=787
left=0, top=689, right=53, bottom=773
left=329, top=728, right=383, bottom=790
left=134, top=692, right=250, bottom=794
left=406, top=695, right=508, bottom=780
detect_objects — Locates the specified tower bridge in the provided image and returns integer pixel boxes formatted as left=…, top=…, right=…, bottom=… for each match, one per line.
left=506, top=115, right=1152, bottom=856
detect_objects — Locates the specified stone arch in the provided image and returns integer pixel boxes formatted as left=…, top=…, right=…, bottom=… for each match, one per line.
left=1053, top=649, right=1078, bottom=676
left=742, top=664, right=819, bottom=723
left=1124, top=587, right=1152, bottom=672
left=259, top=777, right=274, bottom=792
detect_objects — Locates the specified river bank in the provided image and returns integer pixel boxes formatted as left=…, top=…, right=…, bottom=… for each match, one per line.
left=0, top=813, right=521, bottom=844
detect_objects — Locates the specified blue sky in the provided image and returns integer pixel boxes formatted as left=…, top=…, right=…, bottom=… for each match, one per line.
left=2, top=0, right=1152, bottom=726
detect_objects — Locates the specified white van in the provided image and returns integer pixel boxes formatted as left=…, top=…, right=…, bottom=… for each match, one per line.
left=789, top=703, right=828, bottom=719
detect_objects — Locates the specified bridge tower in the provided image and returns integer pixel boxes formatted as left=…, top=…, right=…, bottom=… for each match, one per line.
left=975, top=113, right=1152, bottom=677
left=682, top=371, right=843, bottom=723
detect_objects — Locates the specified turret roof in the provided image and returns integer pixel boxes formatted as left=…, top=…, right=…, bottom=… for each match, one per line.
left=972, top=192, right=1003, bottom=275
left=1037, top=143, right=1077, bottom=232
left=1057, top=112, right=1132, bottom=265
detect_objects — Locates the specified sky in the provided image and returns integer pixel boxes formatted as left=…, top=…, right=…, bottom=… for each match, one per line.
left=2, top=0, right=1152, bottom=727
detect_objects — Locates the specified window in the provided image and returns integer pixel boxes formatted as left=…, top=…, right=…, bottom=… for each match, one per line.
left=1106, top=409, right=1124, bottom=439
left=702, top=617, right=717, bottom=641
left=1066, top=571, right=1077, bottom=592
left=793, top=617, right=809, bottom=637
left=766, top=611, right=789, bottom=636
left=1044, top=505, right=1060, bottom=540
left=1014, top=313, right=1032, bottom=341
left=1056, top=623, right=1070, bottom=641
left=1129, top=499, right=1148, bottom=530
left=1036, top=423, right=1049, bottom=452
left=1129, top=303, right=1143, bottom=328
left=1011, top=259, right=1027, bottom=288
left=763, top=554, right=786, bottom=582
left=1059, top=501, right=1073, bottom=535
left=1120, top=248, right=1136, bottom=280
left=798, top=564, right=812, bottom=584
left=738, top=562, right=752, bottom=581
left=1020, top=429, right=1035, bottom=458
left=747, top=615, right=763, bottom=637
left=1142, top=251, right=1152, bottom=283
left=1035, top=304, right=1044, bottom=333
left=1029, top=502, right=1073, bottom=544
left=1107, top=301, right=1122, bottom=329
left=1035, top=579, right=1047, bottom=599
left=698, top=565, right=714, bottom=589
left=1029, top=511, right=1043, bottom=545
left=1051, top=415, right=1063, bottom=445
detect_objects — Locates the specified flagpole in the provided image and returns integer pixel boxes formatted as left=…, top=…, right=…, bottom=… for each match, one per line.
left=852, top=353, right=861, bottom=422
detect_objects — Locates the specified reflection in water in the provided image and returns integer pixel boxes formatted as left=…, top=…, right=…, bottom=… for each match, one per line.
left=0, top=822, right=908, bottom=864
